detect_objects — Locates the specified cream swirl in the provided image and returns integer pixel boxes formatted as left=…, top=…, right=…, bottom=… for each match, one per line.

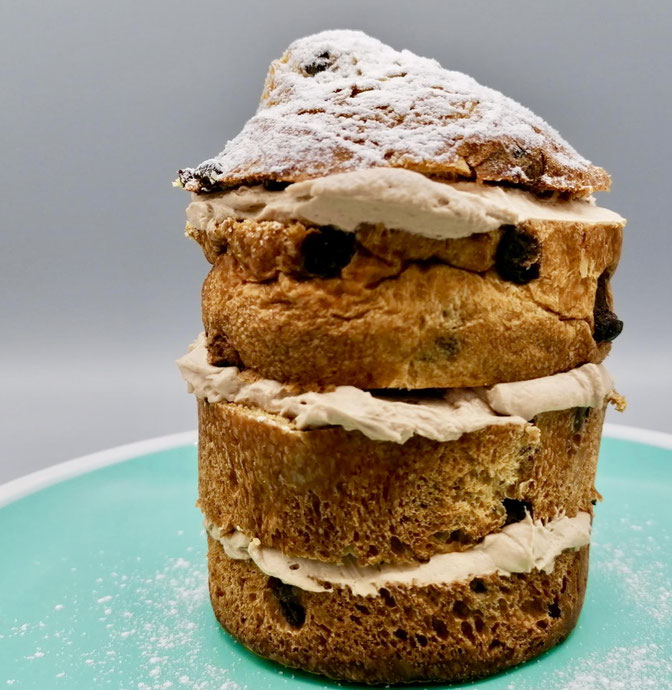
left=206, top=512, right=591, bottom=597
left=186, top=168, right=625, bottom=242
left=177, top=334, right=614, bottom=444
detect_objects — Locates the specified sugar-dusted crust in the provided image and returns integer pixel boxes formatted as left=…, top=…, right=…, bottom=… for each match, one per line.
left=200, top=215, right=622, bottom=389
left=198, top=398, right=605, bottom=565
left=207, top=538, right=588, bottom=685
left=179, top=31, right=609, bottom=197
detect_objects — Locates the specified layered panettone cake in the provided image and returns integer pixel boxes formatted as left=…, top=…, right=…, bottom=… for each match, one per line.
left=177, top=30, right=626, bottom=685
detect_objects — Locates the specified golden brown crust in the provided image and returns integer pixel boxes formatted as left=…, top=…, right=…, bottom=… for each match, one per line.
left=198, top=399, right=605, bottom=565
left=179, top=32, right=610, bottom=197
left=208, top=539, right=589, bottom=685
left=200, top=216, right=621, bottom=388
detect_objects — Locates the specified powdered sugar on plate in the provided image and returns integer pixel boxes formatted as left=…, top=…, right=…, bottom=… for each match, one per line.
left=1, top=441, right=669, bottom=689
left=504, top=509, right=672, bottom=690
left=2, top=537, right=246, bottom=690
left=179, top=30, right=608, bottom=195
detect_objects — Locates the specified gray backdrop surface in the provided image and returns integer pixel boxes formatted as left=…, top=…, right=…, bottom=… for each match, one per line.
left=2, top=1, right=670, bottom=482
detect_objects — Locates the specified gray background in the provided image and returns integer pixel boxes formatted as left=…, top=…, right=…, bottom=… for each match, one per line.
left=2, top=1, right=670, bottom=483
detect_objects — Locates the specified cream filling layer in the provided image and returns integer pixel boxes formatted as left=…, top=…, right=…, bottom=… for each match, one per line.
left=186, top=168, right=625, bottom=242
left=177, top=334, right=613, bottom=444
left=206, top=512, right=591, bottom=597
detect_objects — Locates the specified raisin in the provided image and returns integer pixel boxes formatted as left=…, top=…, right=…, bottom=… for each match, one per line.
left=302, top=226, right=356, bottom=278
left=268, top=577, right=305, bottom=628
left=435, top=335, right=461, bottom=357
left=573, top=406, right=591, bottom=433
left=593, top=271, right=623, bottom=342
left=503, top=498, right=532, bottom=525
left=187, top=161, right=224, bottom=194
left=303, top=51, right=332, bottom=76
left=495, top=225, right=541, bottom=284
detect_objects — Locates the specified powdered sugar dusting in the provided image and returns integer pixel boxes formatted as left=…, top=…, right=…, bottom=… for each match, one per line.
left=504, top=509, right=672, bottom=690
left=504, top=644, right=672, bottom=690
left=595, top=516, right=672, bottom=624
left=179, top=30, right=608, bottom=195
left=555, top=645, right=672, bottom=690
left=2, top=546, right=246, bottom=690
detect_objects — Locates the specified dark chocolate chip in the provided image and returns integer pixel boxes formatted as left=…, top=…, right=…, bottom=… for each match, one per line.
left=261, top=179, right=291, bottom=192
left=302, top=225, right=356, bottom=278
left=593, top=271, right=623, bottom=342
left=572, top=406, right=592, bottom=433
left=268, top=577, right=305, bottom=628
left=495, top=225, right=541, bottom=284
left=303, top=51, right=332, bottom=76
left=502, top=498, right=533, bottom=525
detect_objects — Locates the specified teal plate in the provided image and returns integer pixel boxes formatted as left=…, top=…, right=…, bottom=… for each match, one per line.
left=1, top=426, right=671, bottom=690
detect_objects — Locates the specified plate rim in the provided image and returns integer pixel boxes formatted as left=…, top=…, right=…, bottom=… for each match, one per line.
left=0, top=430, right=197, bottom=509
left=0, top=423, right=669, bottom=510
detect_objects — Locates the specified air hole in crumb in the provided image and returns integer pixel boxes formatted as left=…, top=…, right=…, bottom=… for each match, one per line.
left=431, top=618, right=448, bottom=639
left=380, top=588, right=397, bottom=608
left=536, top=620, right=548, bottom=629
left=548, top=602, right=562, bottom=618
left=448, top=529, right=471, bottom=545
left=267, top=577, right=305, bottom=629
left=573, top=433, right=583, bottom=445
left=474, top=617, right=485, bottom=634
left=503, top=498, right=532, bottom=525
left=573, top=406, right=591, bottom=432
left=460, top=621, right=475, bottom=643
left=416, top=634, right=428, bottom=647
left=452, top=601, right=469, bottom=619
left=261, top=179, right=291, bottom=191
left=366, top=544, right=379, bottom=558
left=394, top=628, right=408, bottom=641
left=390, top=536, right=405, bottom=555
left=489, top=639, right=503, bottom=649
left=470, top=578, right=487, bottom=594
left=355, top=604, right=370, bottom=615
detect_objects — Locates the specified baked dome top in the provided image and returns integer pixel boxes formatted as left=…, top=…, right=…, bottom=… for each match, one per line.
left=179, top=30, right=610, bottom=196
